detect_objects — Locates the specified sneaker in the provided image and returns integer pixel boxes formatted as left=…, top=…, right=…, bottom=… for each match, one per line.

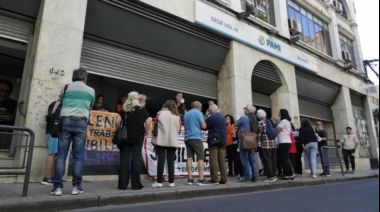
left=72, top=186, right=84, bottom=195
left=312, top=174, right=318, bottom=179
left=169, top=183, right=175, bottom=188
left=41, top=178, right=54, bottom=186
left=152, top=182, right=163, bottom=188
left=208, top=180, right=220, bottom=185
left=187, top=179, right=195, bottom=186
left=237, top=176, right=244, bottom=181
left=219, top=181, right=228, bottom=185
left=319, top=173, right=326, bottom=177
left=50, top=188, right=62, bottom=196
left=352, top=170, right=356, bottom=174
left=326, top=174, right=332, bottom=177
left=345, top=169, right=351, bottom=174
left=264, top=177, right=278, bottom=183
left=251, top=178, right=258, bottom=183
left=197, top=179, right=212, bottom=186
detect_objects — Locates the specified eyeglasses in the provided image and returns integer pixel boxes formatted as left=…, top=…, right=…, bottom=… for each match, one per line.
left=0, top=89, right=10, bottom=94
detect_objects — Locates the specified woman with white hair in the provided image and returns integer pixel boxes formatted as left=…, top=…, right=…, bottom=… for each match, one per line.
left=257, top=109, right=278, bottom=183
left=116, top=91, right=151, bottom=190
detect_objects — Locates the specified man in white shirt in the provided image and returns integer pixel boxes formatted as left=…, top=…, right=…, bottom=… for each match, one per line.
left=341, top=127, right=359, bottom=174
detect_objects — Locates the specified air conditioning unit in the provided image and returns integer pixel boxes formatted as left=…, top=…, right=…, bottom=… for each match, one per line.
left=238, top=0, right=256, bottom=19
left=288, top=19, right=302, bottom=36
left=342, top=50, right=352, bottom=63
left=333, top=0, right=343, bottom=13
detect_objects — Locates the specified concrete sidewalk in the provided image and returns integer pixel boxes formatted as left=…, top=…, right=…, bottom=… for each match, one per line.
left=0, top=170, right=379, bottom=212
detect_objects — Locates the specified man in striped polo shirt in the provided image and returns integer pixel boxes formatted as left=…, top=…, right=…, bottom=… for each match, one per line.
left=51, top=68, right=95, bottom=196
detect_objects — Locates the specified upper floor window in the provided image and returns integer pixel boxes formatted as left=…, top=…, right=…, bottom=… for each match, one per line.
left=337, top=0, right=349, bottom=20
left=287, top=0, right=333, bottom=57
left=340, top=34, right=357, bottom=70
left=241, top=0, right=276, bottom=26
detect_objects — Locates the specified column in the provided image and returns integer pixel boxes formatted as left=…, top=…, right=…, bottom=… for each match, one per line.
left=332, top=86, right=355, bottom=141
left=327, top=3, right=344, bottom=63
left=350, top=23, right=365, bottom=73
left=21, top=0, right=88, bottom=182
left=364, top=96, right=379, bottom=160
left=273, top=0, right=290, bottom=38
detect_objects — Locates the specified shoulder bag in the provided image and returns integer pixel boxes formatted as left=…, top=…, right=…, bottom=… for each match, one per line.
left=49, top=84, right=69, bottom=138
left=241, top=114, right=259, bottom=151
left=112, top=111, right=128, bottom=145
left=208, top=117, right=224, bottom=146
left=314, top=127, right=323, bottom=142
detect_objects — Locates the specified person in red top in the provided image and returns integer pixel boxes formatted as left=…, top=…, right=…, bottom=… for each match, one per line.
left=225, top=115, right=238, bottom=177
left=289, top=123, right=298, bottom=177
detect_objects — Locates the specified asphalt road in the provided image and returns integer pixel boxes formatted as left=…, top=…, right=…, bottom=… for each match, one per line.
left=69, top=179, right=379, bottom=212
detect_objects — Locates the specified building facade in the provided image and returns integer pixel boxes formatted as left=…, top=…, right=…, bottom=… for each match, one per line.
left=0, top=0, right=378, bottom=182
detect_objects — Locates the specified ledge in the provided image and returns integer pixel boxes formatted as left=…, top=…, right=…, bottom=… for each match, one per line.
left=293, top=0, right=332, bottom=23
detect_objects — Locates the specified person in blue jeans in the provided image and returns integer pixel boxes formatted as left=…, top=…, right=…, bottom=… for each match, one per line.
left=235, top=105, right=259, bottom=183
left=299, top=119, right=319, bottom=179
left=316, top=121, right=331, bottom=177
left=51, top=68, right=95, bottom=196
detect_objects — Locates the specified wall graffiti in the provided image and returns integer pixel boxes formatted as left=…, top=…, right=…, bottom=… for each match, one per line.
left=352, top=106, right=371, bottom=158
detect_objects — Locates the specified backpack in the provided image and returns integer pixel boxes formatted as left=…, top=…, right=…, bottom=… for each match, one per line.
left=265, top=119, right=277, bottom=140
left=46, top=85, right=68, bottom=138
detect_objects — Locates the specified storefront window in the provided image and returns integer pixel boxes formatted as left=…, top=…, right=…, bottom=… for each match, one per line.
left=287, top=0, right=333, bottom=57
left=340, top=34, right=357, bottom=70
left=241, top=0, right=276, bottom=26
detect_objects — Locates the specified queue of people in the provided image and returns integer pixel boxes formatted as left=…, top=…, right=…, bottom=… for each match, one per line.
left=40, top=68, right=360, bottom=196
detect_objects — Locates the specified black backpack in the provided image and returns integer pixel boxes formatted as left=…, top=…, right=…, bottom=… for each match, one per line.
left=46, top=85, right=68, bottom=138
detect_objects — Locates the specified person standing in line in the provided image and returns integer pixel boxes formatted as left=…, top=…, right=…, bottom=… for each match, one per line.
left=232, top=127, right=244, bottom=180
left=116, top=91, right=151, bottom=191
left=257, top=110, right=278, bottom=183
left=289, top=123, right=298, bottom=177
left=151, top=100, right=182, bottom=188
left=117, top=96, right=128, bottom=112
left=235, top=105, right=259, bottom=183
left=294, top=127, right=303, bottom=176
left=271, top=116, right=283, bottom=177
left=225, top=115, right=238, bottom=177
left=276, top=109, right=294, bottom=181
left=299, top=119, right=319, bottom=179
left=206, top=104, right=228, bottom=185
left=139, top=94, right=147, bottom=108
left=92, top=95, right=111, bottom=112
left=341, top=127, right=359, bottom=174
left=183, top=101, right=211, bottom=186
left=316, top=121, right=331, bottom=177
left=41, top=100, right=60, bottom=185
left=51, top=68, right=95, bottom=196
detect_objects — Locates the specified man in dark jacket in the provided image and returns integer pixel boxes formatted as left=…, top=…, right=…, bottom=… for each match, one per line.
left=206, top=104, right=227, bottom=185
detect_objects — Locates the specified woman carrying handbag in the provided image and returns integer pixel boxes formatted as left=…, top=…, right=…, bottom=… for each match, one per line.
left=115, top=92, right=151, bottom=191
left=151, top=100, right=182, bottom=188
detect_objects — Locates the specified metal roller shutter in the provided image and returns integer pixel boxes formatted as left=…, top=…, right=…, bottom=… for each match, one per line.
left=298, top=98, right=333, bottom=122
left=81, top=39, right=218, bottom=99
left=252, top=91, right=271, bottom=108
left=253, top=61, right=282, bottom=84
left=0, top=15, right=33, bottom=43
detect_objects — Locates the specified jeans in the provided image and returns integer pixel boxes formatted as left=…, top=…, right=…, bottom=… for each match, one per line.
left=261, top=148, right=277, bottom=179
left=342, top=149, right=356, bottom=170
left=54, top=118, right=87, bottom=189
left=319, top=146, right=331, bottom=174
left=239, top=145, right=258, bottom=181
left=305, top=142, right=318, bottom=174
left=278, top=143, right=292, bottom=176
left=156, top=146, right=176, bottom=184
left=209, top=146, right=228, bottom=183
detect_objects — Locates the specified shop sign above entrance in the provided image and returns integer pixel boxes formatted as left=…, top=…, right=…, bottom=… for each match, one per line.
left=195, top=0, right=318, bottom=73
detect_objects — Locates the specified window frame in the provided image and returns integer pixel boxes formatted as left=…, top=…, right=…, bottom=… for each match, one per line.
left=241, top=0, right=276, bottom=26
left=287, top=0, right=333, bottom=56
left=340, top=33, right=357, bottom=70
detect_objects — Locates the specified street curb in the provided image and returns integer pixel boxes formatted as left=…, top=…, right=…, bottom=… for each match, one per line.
left=0, top=174, right=378, bottom=212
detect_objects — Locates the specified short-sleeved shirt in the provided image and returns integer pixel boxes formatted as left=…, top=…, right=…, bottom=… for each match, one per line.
left=258, top=119, right=276, bottom=149
left=318, top=130, right=328, bottom=148
left=183, top=109, right=204, bottom=142
left=277, top=119, right=291, bottom=144
left=60, top=81, right=95, bottom=119
left=235, top=115, right=250, bottom=139
left=120, top=106, right=150, bottom=143
left=341, top=134, right=359, bottom=150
